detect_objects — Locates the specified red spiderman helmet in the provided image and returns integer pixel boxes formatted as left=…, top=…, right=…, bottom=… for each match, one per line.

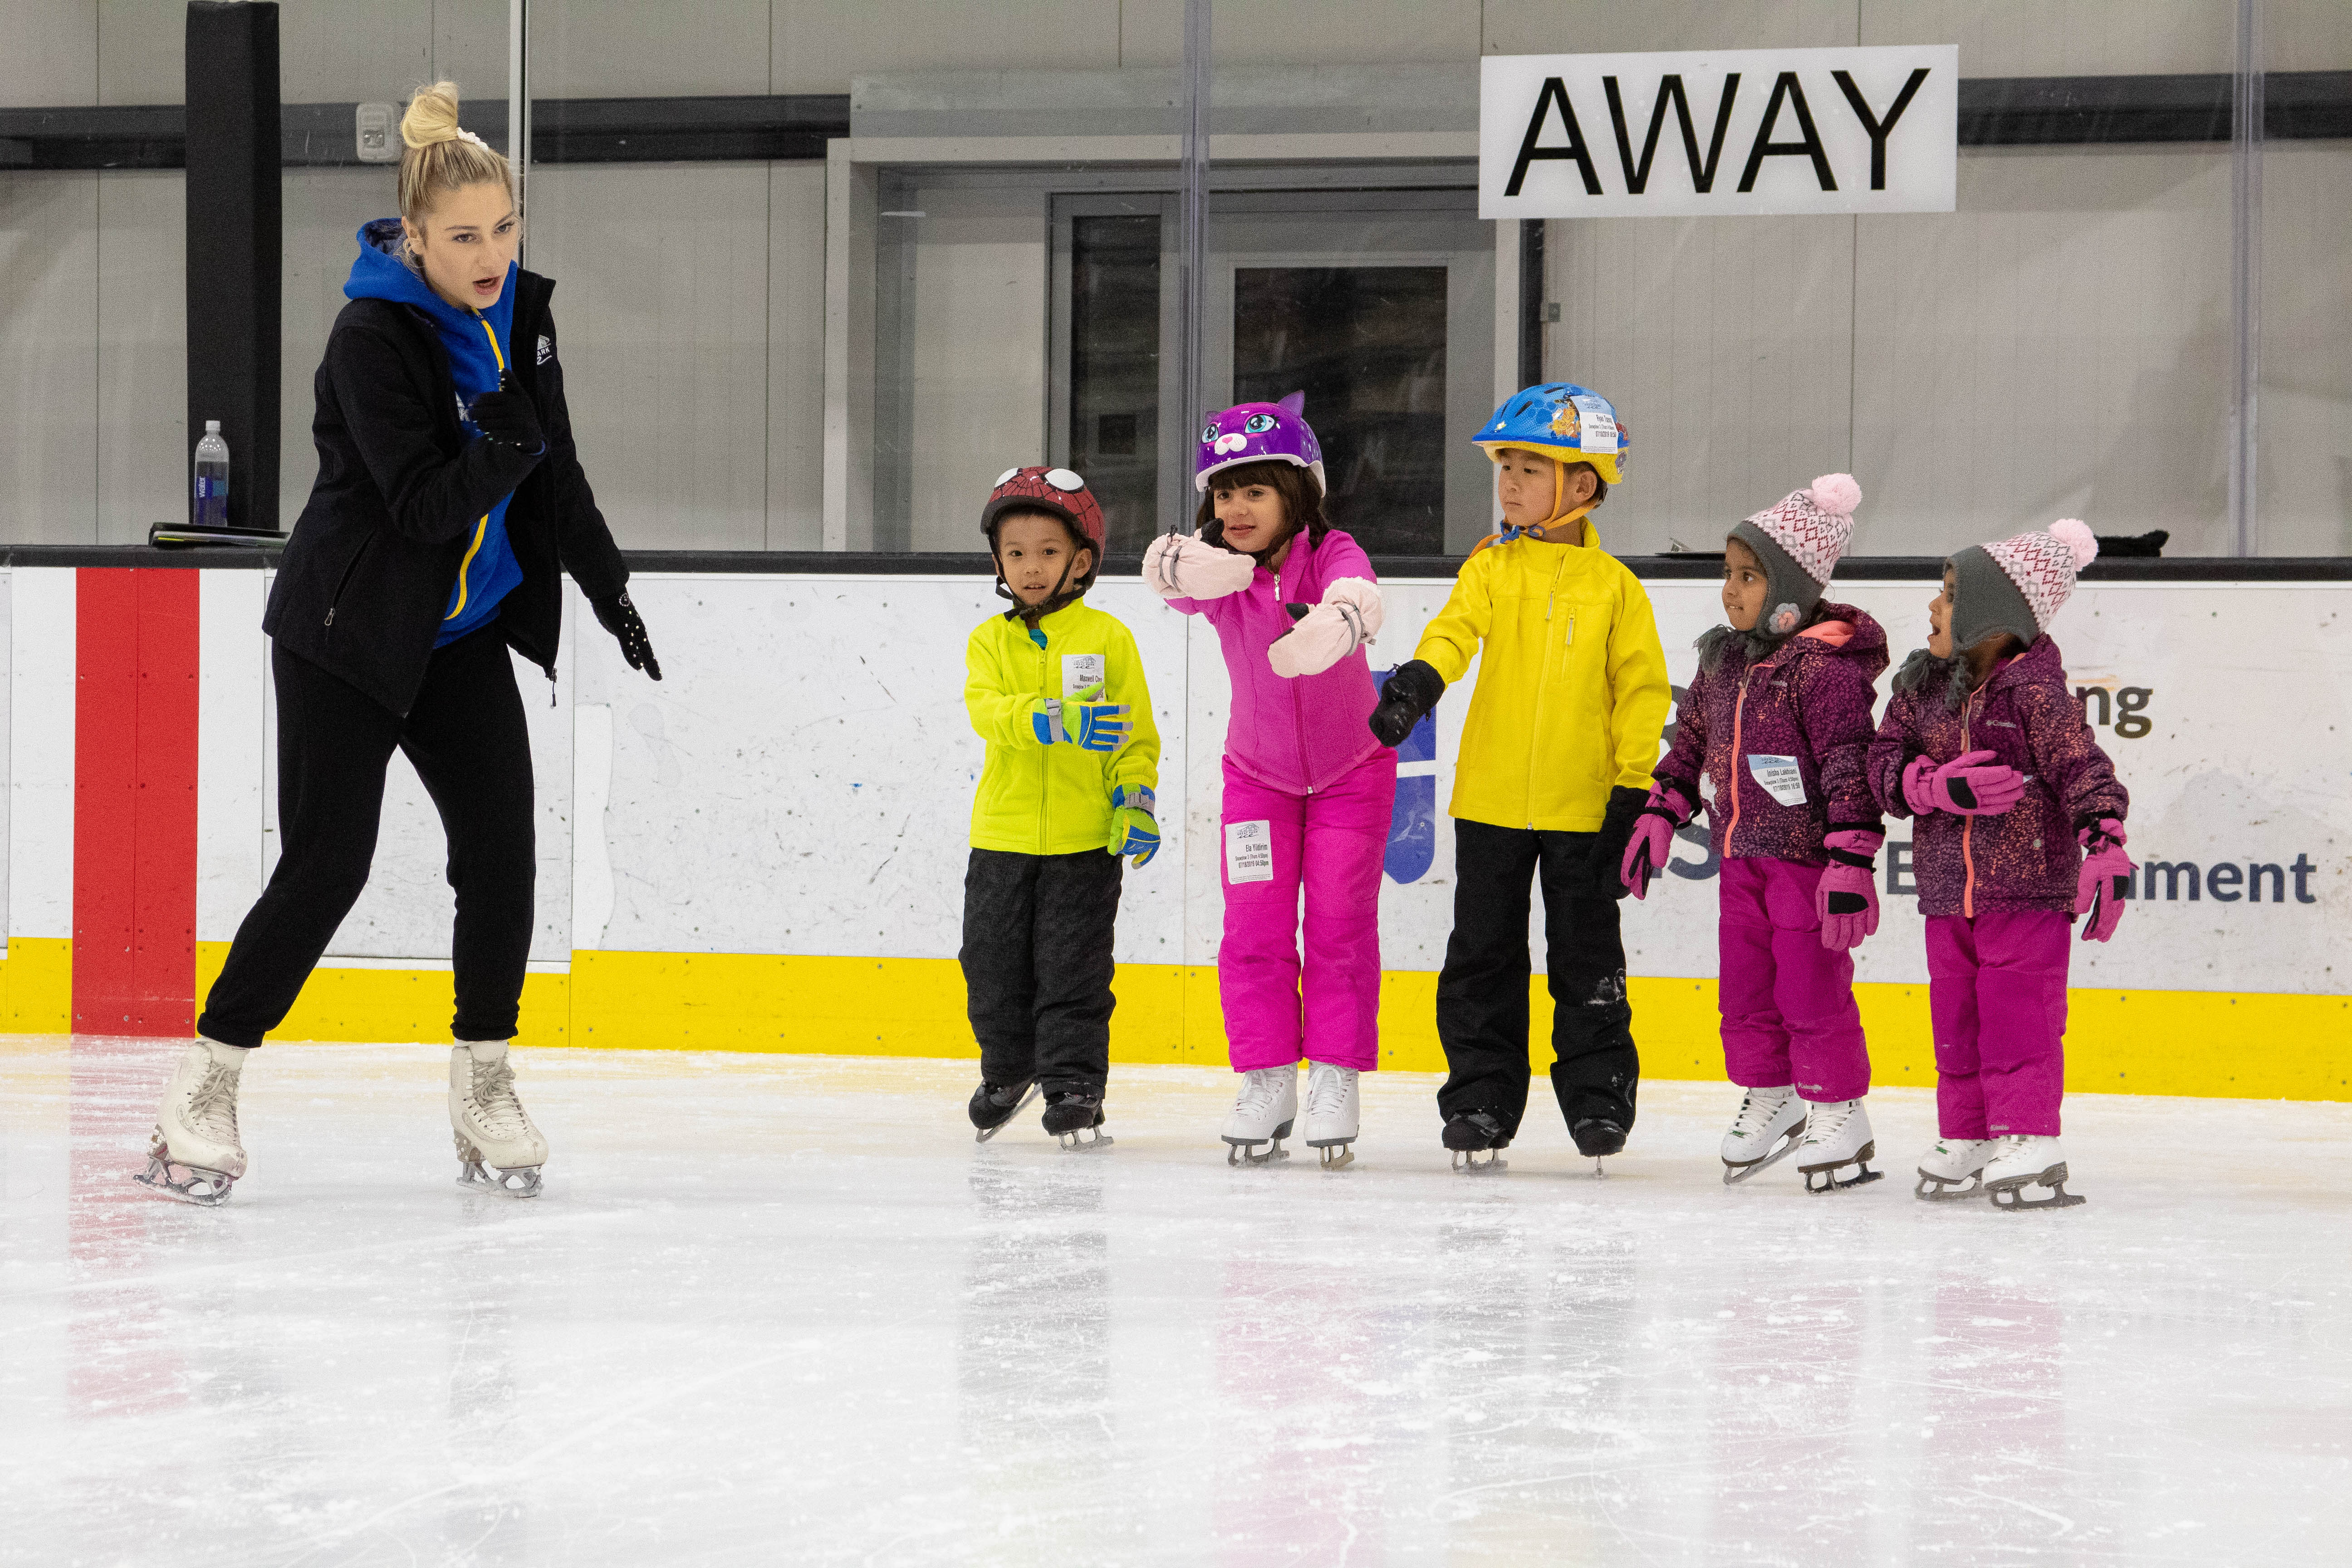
left=981, top=466, right=1107, bottom=594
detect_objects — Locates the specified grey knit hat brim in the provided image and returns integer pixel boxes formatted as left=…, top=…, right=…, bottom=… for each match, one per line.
left=1948, top=545, right=2038, bottom=652
left=1730, top=520, right=1826, bottom=639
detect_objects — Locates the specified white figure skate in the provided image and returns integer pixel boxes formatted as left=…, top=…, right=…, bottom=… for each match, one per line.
left=1793, top=1098, right=1883, bottom=1193
left=1720, top=1084, right=1807, bottom=1186
left=133, top=1038, right=250, bottom=1206
left=1982, top=1134, right=2085, bottom=1210
left=1915, top=1137, right=1999, bottom=1201
left=1221, top=1065, right=1296, bottom=1166
left=1302, top=1062, right=1359, bottom=1170
left=451, top=1039, right=548, bottom=1197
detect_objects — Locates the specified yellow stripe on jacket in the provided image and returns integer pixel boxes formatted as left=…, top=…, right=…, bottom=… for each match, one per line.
left=446, top=310, right=511, bottom=621
left=965, top=601, right=1160, bottom=856
left=1411, top=519, right=1671, bottom=832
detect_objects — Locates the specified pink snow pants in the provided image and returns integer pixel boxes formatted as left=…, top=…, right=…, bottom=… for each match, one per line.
left=1218, top=750, right=1397, bottom=1073
left=1718, top=857, right=1871, bottom=1103
left=1926, top=909, right=2070, bottom=1138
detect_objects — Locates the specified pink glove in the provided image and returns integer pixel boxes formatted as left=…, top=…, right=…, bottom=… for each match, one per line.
left=1619, top=781, right=1694, bottom=900
left=1816, top=828, right=1884, bottom=951
left=1269, top=578, right=1383, bottom=678
left=2075, top=818, right=2134, bottom=942
left=1902, top=750, right=2026, bottom=816
left=1142, top=533, right=1255, bottom=602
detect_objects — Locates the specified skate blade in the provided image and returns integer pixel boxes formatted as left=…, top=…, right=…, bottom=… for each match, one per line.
left=1988, top=1163, right=2085, bottom=1210
left=1721, top=1126, right=1808, bottom=1186
left=1224, top=1136, right=1289, bottom=1166
left=1798, top=1139, right=1884, bottom=1195
left=458, top=1161, right=544, bottom=1197
left=974, top=1083, right=1042, bottom=1143
left=1308, top=1141, right=1355, bottom=1171
left=1449, top=1148, right=1507, bottom=1174
left=131, top=1156, right=235, bottom=1207
left=1913, top=1170, right=1987, bottom=1201
left=1055, top=1127, right=1113, bottom=1152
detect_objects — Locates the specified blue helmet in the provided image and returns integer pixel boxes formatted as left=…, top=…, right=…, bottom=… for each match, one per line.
left=1472, top=382, right=1629, bottom=485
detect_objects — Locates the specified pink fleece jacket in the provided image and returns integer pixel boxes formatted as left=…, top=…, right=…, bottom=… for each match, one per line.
left=1167, top=528, right=1386, bottom=794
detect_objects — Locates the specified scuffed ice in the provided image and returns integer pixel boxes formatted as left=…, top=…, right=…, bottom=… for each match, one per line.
left=2, top=1037, right=2347, bottom=1565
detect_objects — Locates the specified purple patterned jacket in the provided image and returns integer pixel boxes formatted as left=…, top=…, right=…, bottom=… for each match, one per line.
left=1653, top=604, right=1888, bottom=866
left=1866, top=635, right=2129, bottom=918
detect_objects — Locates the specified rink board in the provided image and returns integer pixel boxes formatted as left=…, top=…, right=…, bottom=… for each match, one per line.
left=5, top=563, right=2347, bottom=1101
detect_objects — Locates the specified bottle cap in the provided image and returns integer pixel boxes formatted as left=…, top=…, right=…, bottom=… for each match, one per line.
left=205, top=419, right=221, bottom=432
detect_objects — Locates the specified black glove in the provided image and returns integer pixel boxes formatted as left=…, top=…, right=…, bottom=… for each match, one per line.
left=468, top=372, right=544, bottom=452
left=592, top=590, right=662, bottom=680
left=1368, top=659, right=1445, bottom=748
left=1590, top=785, right=1650, bottom=902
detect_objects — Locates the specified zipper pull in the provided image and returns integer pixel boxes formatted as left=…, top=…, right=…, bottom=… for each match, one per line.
left=324, top=606, right=335, bottom=627
left=547, top=667, right=557, bottom=708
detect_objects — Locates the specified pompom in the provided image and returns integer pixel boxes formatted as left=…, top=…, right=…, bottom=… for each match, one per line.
left=2048, top=518, right=2098, bottom=569
left=1808, top=473, right=1862, bottom=516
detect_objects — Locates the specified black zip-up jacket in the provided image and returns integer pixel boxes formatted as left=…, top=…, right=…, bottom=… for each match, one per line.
left=263, top=268, right=627, bottom=715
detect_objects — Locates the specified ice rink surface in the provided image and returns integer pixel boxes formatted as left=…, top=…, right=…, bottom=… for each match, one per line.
left=3, top=1038, right=2347, bottom=1568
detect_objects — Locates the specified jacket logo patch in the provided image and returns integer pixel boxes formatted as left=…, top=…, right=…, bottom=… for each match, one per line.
left=536, top=334, right=554, bottom=366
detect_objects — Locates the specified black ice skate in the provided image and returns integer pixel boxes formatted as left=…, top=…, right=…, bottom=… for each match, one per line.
left=969, top=1078, right=1039, bottom=1143
left=1442, top=1110, right=1510, bottom=1173
left=1571, top=1117, right=1627, bottom=1179
left=1042, top=1092, right=1112, bottom=1152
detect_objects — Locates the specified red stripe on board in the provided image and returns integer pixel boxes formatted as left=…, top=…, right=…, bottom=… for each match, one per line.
left=73, top=570, right=201, bottom=1036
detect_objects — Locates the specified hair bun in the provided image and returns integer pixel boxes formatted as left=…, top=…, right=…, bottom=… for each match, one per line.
left=400, top=81, right=464, bottom=149
left=2047, top=518, right=2098, bottom=569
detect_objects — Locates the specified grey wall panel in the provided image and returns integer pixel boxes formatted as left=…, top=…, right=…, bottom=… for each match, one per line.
left=1852, top=147, right=2234, bottom=556
left=95, top=168, right=182, bottom=541
left=1484, top=0, right=1859, bottom=56
left=1861, top=1, right=2231, bottom=75
left=768, top=160, right=826, bottom=549
left=94, top=0, right=179, bottom=104
left=279, top=167, right=392, bottom=526
left=0, top=173, right=98, bottom=543
left=0, top=0, right=98, bottom=108
left=278, top=0, right=437, bottom=103
left=526, top=162, right=772, bottom=550
left=2259, top=144, right=2352, bottom=557
left=1546, top=211, right=1855, bottom=556
left=432, top=0, right=511, bottom=109
left=1118, top=0, right=1482, bottom=67
left=2267, top=1, right=2352, bottom=71
left=771, top=0, right=1120, bottom=95
left=531, top=0, right=770, bottom=97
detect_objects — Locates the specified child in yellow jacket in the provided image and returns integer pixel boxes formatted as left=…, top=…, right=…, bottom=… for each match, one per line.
left=1367, top=385, right=1671, bottom=1171
left=962, top=468, right=1161, bottom=1148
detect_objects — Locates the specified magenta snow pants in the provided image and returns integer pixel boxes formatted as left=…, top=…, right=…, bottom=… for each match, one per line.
left=1718, top=857, right=1871, bottom=1103
left=1217, top=750, right=1397, bottom=1072
left=1926, top=909, right=2069, bottom=1138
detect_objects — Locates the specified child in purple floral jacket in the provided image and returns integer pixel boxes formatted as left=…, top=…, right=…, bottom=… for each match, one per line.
left=1620, top=475, right=1892, bottom=1192
left=1867, top=520, right=2133, bottom=1211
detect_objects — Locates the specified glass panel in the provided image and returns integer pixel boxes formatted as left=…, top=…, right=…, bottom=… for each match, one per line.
left=1068, top=213, right=1164, bottom=553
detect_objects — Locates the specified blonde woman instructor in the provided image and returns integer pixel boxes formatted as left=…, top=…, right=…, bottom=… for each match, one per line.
left=134, top=84, right=659, bottom=1206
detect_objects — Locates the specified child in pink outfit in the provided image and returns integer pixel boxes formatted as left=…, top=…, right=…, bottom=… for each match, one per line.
left=1143, top=393, right=1396, bottom=1169
left=1622, top=476, right=1891, bottom=1192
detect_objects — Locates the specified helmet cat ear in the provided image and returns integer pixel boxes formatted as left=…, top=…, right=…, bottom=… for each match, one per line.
left=1277, top=390, right=1306, bottom=415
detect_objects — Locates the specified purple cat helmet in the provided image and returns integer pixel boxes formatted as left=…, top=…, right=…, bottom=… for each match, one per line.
left=1195, top=391, right=1327, bottom=495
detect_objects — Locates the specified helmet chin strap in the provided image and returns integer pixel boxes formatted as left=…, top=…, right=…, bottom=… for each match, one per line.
left=1520, top=457, right=1597, bottom=541
left=995, top=547, right=1084, bottom=620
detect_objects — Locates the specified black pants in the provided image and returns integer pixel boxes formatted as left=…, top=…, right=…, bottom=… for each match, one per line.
left=960, top=848, right=1122, bottom=1097
left=196, top=630, right=537, bottom=1049
left=1435, top=818, right=1639, bottom=1137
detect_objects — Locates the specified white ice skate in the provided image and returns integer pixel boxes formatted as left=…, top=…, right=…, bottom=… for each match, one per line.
left=451, top=1040, right=548, bottom=1197
left=1794, top=1098, right=1883, bottom=1193
left=1221, top=1065, right=1296, bottom=1166
left=1720, top=1084, right=1807, bottom=1186
left=1915, top=1137, right=1998, bottom=1201
left=1981, top=1134, right=2085, bottom=1210
left=132, top=1037, right=250, bottom=1206
left=1302, top=1062, right=1359, bottom=1170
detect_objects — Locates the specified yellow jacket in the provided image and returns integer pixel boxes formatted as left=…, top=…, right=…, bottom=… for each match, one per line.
left=1412, top=521, right=1671, bottom=832
left=965, top=600, right=1160, bottom=855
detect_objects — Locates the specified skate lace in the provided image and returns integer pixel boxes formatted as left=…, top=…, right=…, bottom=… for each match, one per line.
left=1304, top=1067, right=1352, bottom=1119
left=468, top=1058, right=531, bottom=1139
left=184, top=1062, right=240, bottom=1144
left=1802, top=1098, right=1856, bottom=1146
left=1729, top=1088, right=1792, bottom=1141
left=1235, top=1068, right=1288, bottom=1116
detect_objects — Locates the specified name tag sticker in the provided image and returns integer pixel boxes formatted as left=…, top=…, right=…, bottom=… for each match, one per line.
left=1062, top=653, right=1104, bottom=695
left=1746, top=754, right=1808, bottom=807
left=1224, top=820, right=1274, bottom=884
left=1570, top=392, right=1618, bottom=455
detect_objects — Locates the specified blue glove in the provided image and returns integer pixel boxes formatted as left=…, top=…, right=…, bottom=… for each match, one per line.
left=1108, top=785, right=1159, bottom=867
left=1031, top=684, right=1131, bottom=753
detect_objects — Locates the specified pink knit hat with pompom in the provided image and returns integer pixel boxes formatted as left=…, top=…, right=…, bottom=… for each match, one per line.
left=1982, top=519, right=2099, bottom=632
left=1740, top=473, right=1862, bottom=587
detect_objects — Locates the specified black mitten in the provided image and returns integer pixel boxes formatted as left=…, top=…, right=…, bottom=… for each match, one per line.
left=592, top=590, right=662, bottom=680
left=1589, top=785, right=1650, bottom=901
left=1367, top=659, right=1445, bottom=748
left=468, top=372, right=545, bottom=452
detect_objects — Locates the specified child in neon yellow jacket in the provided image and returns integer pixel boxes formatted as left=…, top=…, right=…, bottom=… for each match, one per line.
left=1366, top=384, right=1671, bottom=1171
left=961, top=467, right=1160, bottom=1149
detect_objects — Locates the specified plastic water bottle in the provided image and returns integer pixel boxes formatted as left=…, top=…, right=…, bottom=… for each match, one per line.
left=193, top=420, right=230, bottom=529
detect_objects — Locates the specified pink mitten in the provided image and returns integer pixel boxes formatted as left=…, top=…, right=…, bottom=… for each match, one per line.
left=1142, top=533, right=1255, bottom=602
left=2075, top=818, right=2135, bottom=942
left=1903, top=749, right=2026, bottom=815
left=1816, top=828, right=1885, bottom=951
left=1619, top=781, right=1694, bottom=900
left=1269, top=578, right=1383, bottom=678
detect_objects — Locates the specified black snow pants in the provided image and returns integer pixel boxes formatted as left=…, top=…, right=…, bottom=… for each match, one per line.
left=196, top=628, right=537, bottom=1049
left=959, top=847, right=1123, bottom=1098
left=1434, top=818, right=1639, bottom=1138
